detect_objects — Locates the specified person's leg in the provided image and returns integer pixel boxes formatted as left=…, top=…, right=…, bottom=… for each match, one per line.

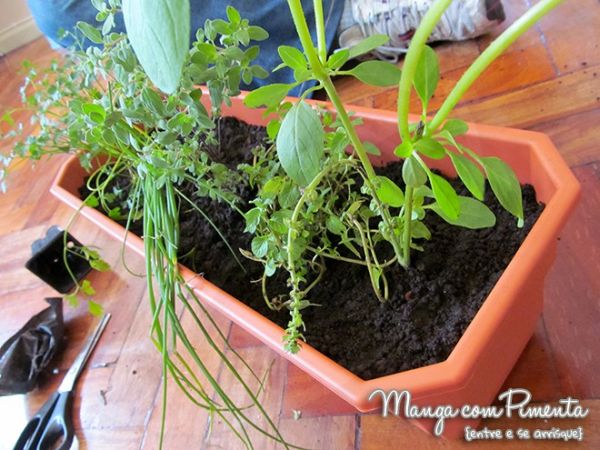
left=338, top=0, right=505, bottom=61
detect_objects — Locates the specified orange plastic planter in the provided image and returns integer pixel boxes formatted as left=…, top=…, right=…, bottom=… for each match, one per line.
left=51, top=93, right=580, bottom=438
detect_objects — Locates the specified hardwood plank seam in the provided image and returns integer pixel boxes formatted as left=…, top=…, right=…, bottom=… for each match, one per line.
left=533, top=21, right=561, bottom=76
left=354, top=414, right=361, bottom=450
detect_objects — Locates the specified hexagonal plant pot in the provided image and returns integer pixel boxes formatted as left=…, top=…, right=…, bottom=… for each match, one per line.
left=50, top=93, right=580, bottom=438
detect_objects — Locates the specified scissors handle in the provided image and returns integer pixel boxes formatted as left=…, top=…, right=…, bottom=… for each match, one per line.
left=13, top=390, right=75, bottom=450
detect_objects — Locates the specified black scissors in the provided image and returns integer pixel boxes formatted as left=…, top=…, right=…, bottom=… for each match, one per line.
left=13, top=313, right=111, bottom=450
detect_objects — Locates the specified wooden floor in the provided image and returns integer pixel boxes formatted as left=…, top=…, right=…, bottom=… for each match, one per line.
left=1, top=1, right=599, bottom=448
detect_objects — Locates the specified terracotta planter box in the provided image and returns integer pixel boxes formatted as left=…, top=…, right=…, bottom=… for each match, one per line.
left=50, top=93, right=580, bottom=438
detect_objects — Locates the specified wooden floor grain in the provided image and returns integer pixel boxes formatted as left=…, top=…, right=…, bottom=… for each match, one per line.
left=1, top=1, right=598, bottom=448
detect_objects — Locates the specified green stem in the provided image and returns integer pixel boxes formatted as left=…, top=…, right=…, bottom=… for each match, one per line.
left=397, top=0, right=453, bottom=142
left=313, top=0, right=327, bottom=64
left=286, top=1, right=375, bottom=178
left=402, top=186, right=414, bottom=267
left=287, top=0, right=405, bottom=266
left=428, top=0, right=564, bottom=132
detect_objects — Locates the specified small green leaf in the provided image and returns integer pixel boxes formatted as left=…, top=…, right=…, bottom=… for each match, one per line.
left=266, top=119, right=281, bottom=141
left=244, top=83, right=291, bottom=108
left=482, top=157, right=524, bottom=221
left=226, top=5, right=241, bottom=24
left=76, top=22, right=103, bottom=44
left=262, top=177, right=284, bottom=198
left=448, top=152, right=485, bottom=200
left=429, top=173, right=460, bottom=220
left=251, top=236, right=269, bottom=258
left=80, top=279, right=96, bottom=296
left=84, top=195, right=99, bottom=208
left=276, top=101, right=324, bottom=187
left=88, top=300, right=103, bottom=316
left=348, top=34, right=390, bottom=59
left=278, top=46, right=307, bottom=71
left=248, top=25, right=269, bottom=41
left=375, top=175, right=405, bottom=207
left=411, top=221, right=431, bottom=239
left=414, top=137, right=445, bottom=159
left=141, top=87, right=164, bottom=115
left=402, top=155, right=427, bottom=187
left=326, top=216, right=345, bottom=235
left=364, top=141, right=382, bottom=156
left=327, top=49, right=350, bottom=70
left=394, top=141, right=413, bottom=158
left=443, top=119, right=468, bottom=136
left=90, top=258, right=110, bottom=272
left=431, top=196, right=496, bottom=229
left=108, top=206, right=121, bottom=220
left=414, top=45, right=439, bottom=107
left=82, top=103, right=106, bottom=123
left=244, top=207, right=262, bottom=233
left=348, top=61, right=402, bottom=87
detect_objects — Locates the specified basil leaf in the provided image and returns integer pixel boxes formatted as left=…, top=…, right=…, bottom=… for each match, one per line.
left=482, top=157, right=524, bottom=221
left=402, top=155, right=427, bottom=187
left=123, top=0, right=190, bottom=94
left=328, top=49, right=350, bottom=70
left=414, top=45, right=439, bottom=106
left=414, top=137, right=445, bottom=159
left=429, top=172, right=460, bottom=220
left=276, top=101, right=324, bottom=187
left=448, top=152, right=485, bottom=200
left=244, top=83, right=292, bottom=108
left=375, top=175, right=405, bottom=207
left=443, top=118, right=468, bottom=136
left=348, top=61, right=402, bottom=87
left=431, top=196, right=496, bottom=229
left=278, top=45, right=307, bottom=71
left=348, top=34, right=390, bottom=59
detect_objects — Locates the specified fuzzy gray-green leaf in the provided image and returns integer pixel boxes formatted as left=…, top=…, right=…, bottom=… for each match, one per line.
left=276, top=101, right=324, bottom=187
left=123, top=0, right=190, bottom=94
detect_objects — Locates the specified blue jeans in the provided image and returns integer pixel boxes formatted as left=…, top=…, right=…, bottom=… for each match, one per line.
left=27, top=0, right=343, bottom=95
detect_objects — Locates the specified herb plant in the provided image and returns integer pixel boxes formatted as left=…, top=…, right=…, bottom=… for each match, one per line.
left=1, top=2, right=296, bottom=448
left=242, top=0, right=564, bottom=352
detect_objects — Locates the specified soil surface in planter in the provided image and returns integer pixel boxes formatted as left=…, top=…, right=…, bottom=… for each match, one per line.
left=82, top=117, right=544, bottom=380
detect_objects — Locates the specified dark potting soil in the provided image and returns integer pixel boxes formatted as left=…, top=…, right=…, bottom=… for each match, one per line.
left=82, top=117, right=544, bottom=380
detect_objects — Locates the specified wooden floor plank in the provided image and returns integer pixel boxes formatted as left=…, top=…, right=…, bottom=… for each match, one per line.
left=536, top=0, right=600, bottom=74
left=448, top=67, right=600, bottom=128
left=542, top=163, right=600, bottom=399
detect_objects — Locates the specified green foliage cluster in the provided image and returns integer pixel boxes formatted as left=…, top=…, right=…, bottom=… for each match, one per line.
left=1, top=3, right=298, bottom=449
left=240, top=0, right=560, bottom=352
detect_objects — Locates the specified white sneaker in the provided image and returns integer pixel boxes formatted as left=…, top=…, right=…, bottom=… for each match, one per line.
left=338, top=0, right=505, bottom=62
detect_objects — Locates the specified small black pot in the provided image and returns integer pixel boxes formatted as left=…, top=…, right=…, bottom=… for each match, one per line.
left=25, top=226, right=92, bottom=293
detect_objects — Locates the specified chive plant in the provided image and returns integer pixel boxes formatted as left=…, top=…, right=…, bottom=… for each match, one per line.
left=243, top=0, right=565, bottom=352
left=1, top=2, right=297, bottom=448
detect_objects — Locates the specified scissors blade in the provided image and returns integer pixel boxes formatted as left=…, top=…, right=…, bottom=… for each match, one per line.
left=58, top=313, right=111, bottom=393
left=70, top=435, right=80, bottom=450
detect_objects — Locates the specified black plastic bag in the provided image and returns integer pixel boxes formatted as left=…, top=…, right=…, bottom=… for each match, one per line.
left=0, top=298, right=64, bottom=395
